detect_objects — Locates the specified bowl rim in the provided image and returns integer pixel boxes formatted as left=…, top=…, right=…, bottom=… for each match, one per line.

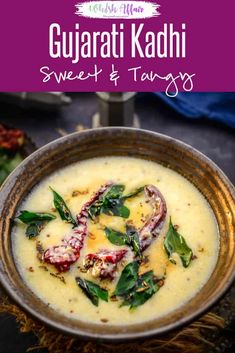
left=0, top=126, right=235, bottom=341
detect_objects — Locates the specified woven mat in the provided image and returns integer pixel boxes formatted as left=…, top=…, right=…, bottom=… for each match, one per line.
left=1, top=285, right=234, bottom=353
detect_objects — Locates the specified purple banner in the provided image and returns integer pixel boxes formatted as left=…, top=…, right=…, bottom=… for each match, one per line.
left=0, top=0, right=234, bottom=94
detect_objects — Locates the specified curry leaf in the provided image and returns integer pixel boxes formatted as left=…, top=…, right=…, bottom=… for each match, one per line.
left=102, top=203, right=130, bottom=218
left=25, top=221, right=45, bottom=239
left=100, top=185, right=129, bottom=218
left=17, top=210, right=56, bottom=224
left=115, top=267, right=161, bottom=309
left=3, top=152, right=23, bottom=173
left=17, top=211, right=56, bottom=239
left=114, top=261, right=139, bottom=296
left=50, top=187, right=76, bottom=227
left=121, top=186, right=144, bottom=200
left=88, top=185, right=144, bottom=220
left=105, top=184, right=125, bottom=199
left=89, top=184, right=129, bottom=219
left=104, top=225, right=142, bottom=258
left=104, top=227, right=127, bottom=246
left=0, top=150, right=23, bottom=185
left=76, top=277, right=108, bottom=306
left=164, top=218, right=193, bottom=268
left=121, top=271, right=158, bottom=309
left=88, top=202, right=102, bottom=219
left=126, top=225, right=142, bottom=258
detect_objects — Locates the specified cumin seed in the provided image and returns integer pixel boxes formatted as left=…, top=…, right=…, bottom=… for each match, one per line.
left=100, top=318, right=108, bottom=323
left=50, top=272, right=66, bottom=284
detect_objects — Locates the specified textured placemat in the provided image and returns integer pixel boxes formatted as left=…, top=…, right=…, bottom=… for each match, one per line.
left=0, top=284, right=234, bottom=353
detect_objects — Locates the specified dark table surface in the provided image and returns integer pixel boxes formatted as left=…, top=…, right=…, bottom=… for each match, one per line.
left=0, top=93, right=234, bottom=352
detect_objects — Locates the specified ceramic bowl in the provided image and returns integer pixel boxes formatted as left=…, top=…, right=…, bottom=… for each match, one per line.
left=0, top=127, right=234, bottom=341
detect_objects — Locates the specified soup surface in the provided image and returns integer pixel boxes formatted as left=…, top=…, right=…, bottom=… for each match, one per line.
left=13, top=157, right=219, bottom=325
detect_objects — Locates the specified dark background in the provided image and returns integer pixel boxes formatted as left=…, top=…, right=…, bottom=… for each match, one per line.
left=0, top=93, right=234, bottom=352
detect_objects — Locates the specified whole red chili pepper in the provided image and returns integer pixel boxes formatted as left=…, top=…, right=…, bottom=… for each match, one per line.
left=84, top=249, right=127, bottom=279
left=139, top=185, right=167, bottom=251
left=0, top=124, right=24, bottom=151
left=43, top=183, right=113, bottom=272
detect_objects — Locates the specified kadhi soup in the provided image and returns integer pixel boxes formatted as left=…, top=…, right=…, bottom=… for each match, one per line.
left=13, top=156, right=219, bottom=325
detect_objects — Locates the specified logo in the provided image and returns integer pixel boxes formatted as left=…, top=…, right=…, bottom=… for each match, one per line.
left=75, top=1, right=160, bottom=19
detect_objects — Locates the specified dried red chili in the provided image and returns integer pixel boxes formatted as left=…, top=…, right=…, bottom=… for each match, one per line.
left=84, top=249, right=127, bottom=280
left=43, top=183, right=113, bottom=272
left=0, top=124, right=24, bottom=151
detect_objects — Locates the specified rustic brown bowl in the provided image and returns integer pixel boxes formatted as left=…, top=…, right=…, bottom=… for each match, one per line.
left=0, top=127, right=234, bottom=341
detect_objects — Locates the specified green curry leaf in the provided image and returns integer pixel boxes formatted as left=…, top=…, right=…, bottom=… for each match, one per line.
left=114, top=261, right=139, bottom=296
left=115, top=264, right=161, bottom=309
left=121, top=186, right=144, bottom=200
left=25, top=221, right=45, bottom=239
left=17, top=210, right=56, bottom=239
left=88, top=184, right=144, bottom=220
left=164, top=218, right=193, bottom=268
left=0, top=150, right=23, bottom=185
left=17, top=210, right=56, bottom=223
left=50, top=187, right=76, bottom=227
left=104, top=203, right=130, bottom=218
left=104, top=225, right=142, bottom=258
left=105, top=184, right=125, bottom=199
left=76, top=277, right=108, bottom=306
left=100, top=185, right=129, bottom=218
left=121, top=270, right=159, bottom=309
left=104, top=227, right=127, bottom=246
left=126, top=225, right=142, bottom=258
